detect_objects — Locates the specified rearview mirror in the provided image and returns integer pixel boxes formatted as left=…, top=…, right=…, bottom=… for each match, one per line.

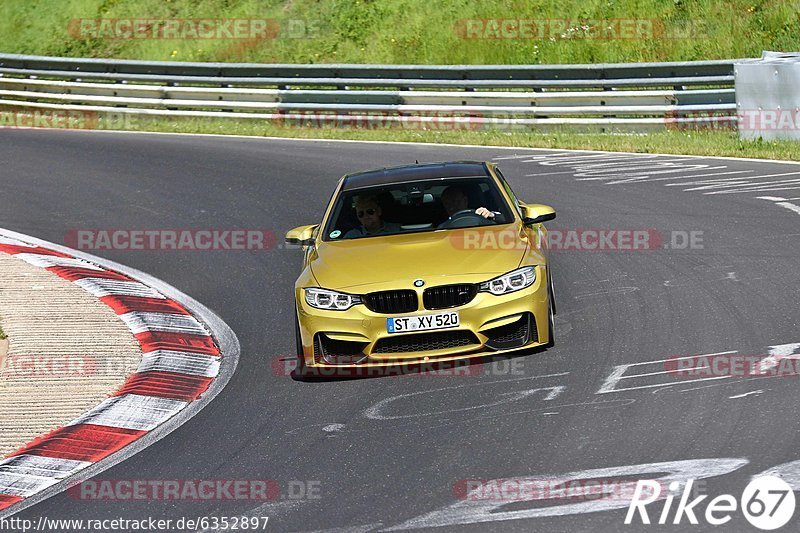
left=520, top=203, right=556, bottom=226
left=285, top=224, right=318, bottom=246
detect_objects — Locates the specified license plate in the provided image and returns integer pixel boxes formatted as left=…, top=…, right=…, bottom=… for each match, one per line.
left=387, top=311, right=459, bottom=333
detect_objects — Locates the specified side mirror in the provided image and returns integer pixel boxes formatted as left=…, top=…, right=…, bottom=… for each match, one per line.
left=285, top=224, right=318, bottom=246
left=520, top=203, right=556, bottom=226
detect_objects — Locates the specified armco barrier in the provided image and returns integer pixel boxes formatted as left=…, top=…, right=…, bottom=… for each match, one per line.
left=0, top=53, right=740, bottom=132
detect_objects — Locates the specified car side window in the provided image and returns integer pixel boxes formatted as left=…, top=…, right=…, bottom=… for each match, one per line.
left=495, top=169, right=523, bottom=218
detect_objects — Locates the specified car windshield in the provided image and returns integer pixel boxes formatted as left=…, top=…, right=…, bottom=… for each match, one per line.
left=322, top=176, right=515, bottom=241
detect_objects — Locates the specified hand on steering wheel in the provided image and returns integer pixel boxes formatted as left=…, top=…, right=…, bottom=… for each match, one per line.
left=474, top=207, right=495, bottom=219
left=449, top=208, right=479, bottom=219
left=441, top=208, right=495, bottom=229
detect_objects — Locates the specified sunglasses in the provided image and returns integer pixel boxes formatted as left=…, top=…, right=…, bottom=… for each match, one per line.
left=357, top=208, right=376, bottom=217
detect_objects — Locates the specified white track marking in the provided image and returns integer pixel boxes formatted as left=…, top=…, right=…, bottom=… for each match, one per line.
left=14, top=253, right=102, bottom=270
left=574, top=163, right=715, bottom=176
left=75, top=278, right=165, bottom=298
left=137, top=350, right=220, bottom=377
left=579, top=167, right=724, bottom=185
left=383, top=459, right=748, bottom=530
left=771, top=201, right=800, bottom=215
left=665, top=173, right=796, bottom=188
left=420, top=398, right=637, bottom=432
left=682, top=176, right=800, bottom=191
left=712, top=184, right=800, bottom=195
left=67, top=394, right=188, bottom=431
left=755, top=343, right=800, bottom=374
left=729, top=390, right=763, bottom=399
left=680, top=172, right=800, bottom=191
left=297, top=524, right=382, bottom=533
left=612, top=352, right=736, bottom=367
left=597, top=375, right=731, bottom=394
left=119, top=312, right=210, bottom=335
left=615, top=366, right=711, bottom=379
left=364, top=373, right=568, bottom=420
left=756, top=461, right=800, bottom=489
left=622, top=170, right=751, bottom=183
left=542, top=155, right=660, bottom=166
left=366, top=386, right=565, bottom=420
left=502, top=150, right=800, bottom=214
left=596, top=351, right=737, bottom=394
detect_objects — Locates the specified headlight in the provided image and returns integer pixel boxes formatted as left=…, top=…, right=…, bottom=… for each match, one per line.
left=304, top=288, right=362, bottom=310
left=479, top=266, right=536, bottom=295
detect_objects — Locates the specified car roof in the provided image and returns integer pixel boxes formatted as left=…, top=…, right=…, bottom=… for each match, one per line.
left=341, top=161, right=491, bottom=191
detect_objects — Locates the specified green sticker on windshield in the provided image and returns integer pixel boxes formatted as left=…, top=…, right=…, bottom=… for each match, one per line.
left=330, top=230, right=342, bottom=239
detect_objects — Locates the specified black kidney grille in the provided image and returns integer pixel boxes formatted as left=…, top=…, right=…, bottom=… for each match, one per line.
left=423, top=284, right=477, bottom=310
left=364, top=289, right=418, bottom=314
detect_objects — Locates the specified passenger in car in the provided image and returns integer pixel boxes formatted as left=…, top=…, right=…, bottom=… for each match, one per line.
left=343, top=194, right=403, bottom=238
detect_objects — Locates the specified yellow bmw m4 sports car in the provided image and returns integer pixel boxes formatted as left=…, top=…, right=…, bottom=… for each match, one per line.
left=286, top=161, right=556, bottom=375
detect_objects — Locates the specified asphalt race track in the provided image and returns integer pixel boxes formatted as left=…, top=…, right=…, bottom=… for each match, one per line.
left=2, top=129, right=800, bottom=532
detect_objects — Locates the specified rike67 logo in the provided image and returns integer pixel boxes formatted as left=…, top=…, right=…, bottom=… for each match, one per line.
left=626, top=476, right=795, bottom=530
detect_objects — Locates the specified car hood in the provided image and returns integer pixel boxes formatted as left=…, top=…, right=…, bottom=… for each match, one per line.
left=309, top=224, right=530, bottom=290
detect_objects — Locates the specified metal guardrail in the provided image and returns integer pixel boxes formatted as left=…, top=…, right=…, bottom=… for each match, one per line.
left=0, top=53, right=739, bottom=132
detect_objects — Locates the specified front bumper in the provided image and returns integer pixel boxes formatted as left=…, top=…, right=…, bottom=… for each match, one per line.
left=296, top=267, right=550, bottom=368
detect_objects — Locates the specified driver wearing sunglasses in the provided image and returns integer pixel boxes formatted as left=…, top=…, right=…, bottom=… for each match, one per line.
left=344, top=195, right=402, bottom=238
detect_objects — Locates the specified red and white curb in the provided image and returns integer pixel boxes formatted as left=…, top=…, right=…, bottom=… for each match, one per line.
left=0, top=228, right=239, bottom=516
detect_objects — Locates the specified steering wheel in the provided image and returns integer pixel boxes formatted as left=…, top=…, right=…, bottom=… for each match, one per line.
left=450, top=209, right=478, bottom=219
left=440, top=209, right=493, bottom=229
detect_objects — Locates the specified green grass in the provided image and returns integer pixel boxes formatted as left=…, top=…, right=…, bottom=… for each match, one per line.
left=1, top=0, right=799, bottom=64
left=113, top=115, right=800, bottom=161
